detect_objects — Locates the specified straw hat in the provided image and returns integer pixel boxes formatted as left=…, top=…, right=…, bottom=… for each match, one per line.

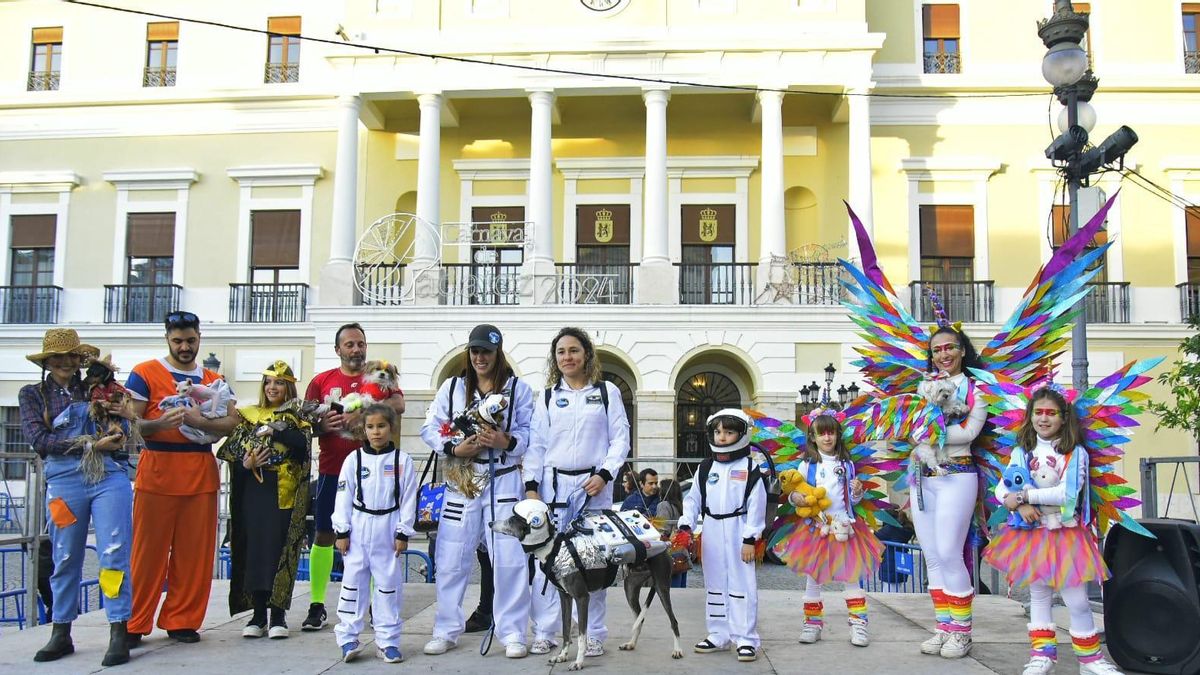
left=26, top=328, right=100, bottom=366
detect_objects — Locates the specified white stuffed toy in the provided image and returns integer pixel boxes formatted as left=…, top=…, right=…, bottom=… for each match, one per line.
left=158, top=378, right=233, bottom=444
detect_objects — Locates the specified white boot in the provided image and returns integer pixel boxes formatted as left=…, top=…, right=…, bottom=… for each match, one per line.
left=1021, top=656, right=1055, bottom=675
left=1079, top=659, right=1123, bottom=675
left=848, top=620, right=869, bottom=647
left=798, top=623, right=822, bottom=644
left=940, top=631, right=972, bottom=658
left=920, top=630, right=949, bottom=655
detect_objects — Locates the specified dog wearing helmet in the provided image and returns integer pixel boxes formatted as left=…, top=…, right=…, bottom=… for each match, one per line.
left=491, top=499, right=682, bottom=670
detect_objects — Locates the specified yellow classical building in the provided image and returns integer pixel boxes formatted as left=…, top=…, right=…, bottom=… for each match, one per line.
left=1, top=0, right=1199, bottom=510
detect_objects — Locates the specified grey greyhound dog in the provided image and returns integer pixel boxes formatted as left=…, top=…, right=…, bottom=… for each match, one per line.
left=491, top=498, right=683, bottom=670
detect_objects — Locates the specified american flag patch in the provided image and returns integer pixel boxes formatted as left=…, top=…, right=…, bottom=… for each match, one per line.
left=384, top=464, right=398, bottom=477
left=730, top=470, right=747, bottom=482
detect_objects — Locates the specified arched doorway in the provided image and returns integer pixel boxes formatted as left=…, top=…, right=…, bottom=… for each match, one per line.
left=675, top=371, right=741, bottom=481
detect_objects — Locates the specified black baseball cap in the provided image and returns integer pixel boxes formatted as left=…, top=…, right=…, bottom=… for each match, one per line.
left=467, top=324, right=503, bottom=351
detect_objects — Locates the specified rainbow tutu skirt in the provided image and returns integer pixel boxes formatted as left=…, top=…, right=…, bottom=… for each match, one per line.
left=983, top=524, right=1110, bottom=590
left=772, top=517, right=883, bottom=584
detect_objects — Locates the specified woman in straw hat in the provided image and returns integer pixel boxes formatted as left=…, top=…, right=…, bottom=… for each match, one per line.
left=19, top=329, right=135, bottom=666
left=216, top=360, right=312, bottom=640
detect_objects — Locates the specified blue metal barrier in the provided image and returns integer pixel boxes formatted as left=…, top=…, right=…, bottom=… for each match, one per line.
left=0, top=544, right=101, bottom=629
left=859, top=540, right=929, bottom=594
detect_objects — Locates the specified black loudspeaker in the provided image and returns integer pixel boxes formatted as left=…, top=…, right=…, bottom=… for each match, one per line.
left=1103, top=519, right=1200, bottom=675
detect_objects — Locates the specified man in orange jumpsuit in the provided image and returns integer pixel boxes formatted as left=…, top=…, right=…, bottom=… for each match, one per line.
left=124, top=312, right=239, bottom=645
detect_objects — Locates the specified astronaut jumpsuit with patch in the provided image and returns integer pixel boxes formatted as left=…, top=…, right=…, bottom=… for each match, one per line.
left=331, top=444, right=417, bottom=649
left=679, top=453, right=766, bottom=650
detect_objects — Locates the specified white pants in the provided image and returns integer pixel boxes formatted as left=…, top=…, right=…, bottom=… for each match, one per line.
left=700, top=516, right=759, bottom=648
left=334, top=510, right=405, bottom=648
left=433, top=468, right=530, bottom=646
left=910, top=472, right=977, bottom=595
left=530, top=468, right=611, bottom=642
left=1030, top=582, right=1096, bottom=633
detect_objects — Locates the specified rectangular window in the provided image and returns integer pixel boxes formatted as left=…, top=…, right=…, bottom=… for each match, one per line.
left=1051, top=204, right=1108, bottom=282
left=1188, top=207, right=1200, bottom=283
left=1, top=407, right=28, bottom=480
left=126, top=212, right=175, bottom=285
left=145, top=22, right=178, bottom=87
left=575, top=205, right=631, bottom=303
left=922, top=4, right=961, bottom=74
left=919, top=205, right=974, bottom=281
left=265, top=16, right=301, bottom=83
left=680, top=204, right=740, bottom=304
left=9, top=215, right=56, bottom=286
left=29, top=27, right=62, bottom=91
left=249, top=210, right=301, bottom=283
left=469, top=207, right=524, bottom=305
left=1185, top=4, right=1200, bottom=73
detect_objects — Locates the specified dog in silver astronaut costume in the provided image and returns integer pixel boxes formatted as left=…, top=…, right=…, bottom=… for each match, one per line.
left=491, top=499, right=682, bottom=670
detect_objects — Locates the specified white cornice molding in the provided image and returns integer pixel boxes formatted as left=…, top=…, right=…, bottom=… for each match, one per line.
left=555, top=156, right=644, bottom=179
left=1163, top=157, right=1200, bottom=175
left=900, top=157, right=1002, bottom=182
left=452, top=158, right=531, bottom=181
left=0, top=171, right=81, bottom=194
left=103, top=169, right=198, bottom=191
left=666, top=155, right=759, bottom=179
left=227, top=165, right=324, bottom=187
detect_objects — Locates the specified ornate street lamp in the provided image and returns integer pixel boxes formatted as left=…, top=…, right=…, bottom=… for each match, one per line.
left=202, top=352, right=221, bottom=373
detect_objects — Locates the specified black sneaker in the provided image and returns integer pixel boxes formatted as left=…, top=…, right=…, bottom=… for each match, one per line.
left=463, top=610, right=492, bottom=633
left=301, top=603, right=327, bottom=631
left=736, top=645, right=757, bottom=662
left=167, top=629, right=201, bottom=643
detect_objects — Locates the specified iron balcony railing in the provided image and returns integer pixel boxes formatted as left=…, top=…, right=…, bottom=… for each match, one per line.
left=909, top=280, right=995, bottom=323
left=439, top=263, right=521, bottom=306
left=264, top=63, right=299, bottom=83
left=228, top=283, right=308, bottom=322
left=26, top=71, right=59, bottom=91
left=1178, top=282, right=1200, bottom=322
left=0, top=286, right=62, bottom=324
left=793, top=262, right=844, bottom=305
left=357, top=263, right=407, bottom=306
left=1082, top=281, right=1130, bottom=324
left=103, top=284, right=182, bottom=323
left=554, top=263, right=635, bottom=304
left=923, top=51, right=961, bottom=74
left=1186, top=50, right=1199, bottom=74
left=678, top=262, right=756, bottom=305
left=142, top=67, right=176, bottom=87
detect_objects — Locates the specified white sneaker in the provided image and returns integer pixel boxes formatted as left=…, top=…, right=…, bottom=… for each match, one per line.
left=1022, top=655, right=1056, bottom=675
left=584, top=636, right=604, bottom=657
left=920, top=630, right=949, bottom=655
left=849, top=621, right=869, bottom=647
left=798, top=624, right=823, bottom=644
left=242, top=622, right=265, bottom=638
left=267, top=624, right=289, bottom=639
left=423, top=637, right=457, bottom=655
left=529, top=639, right=557, bottom=655
left=940, top=631, right=972, bottom=658
left=505, top=642, right=528, bottom=658
left=1079, top=659, right=1123, bottom=675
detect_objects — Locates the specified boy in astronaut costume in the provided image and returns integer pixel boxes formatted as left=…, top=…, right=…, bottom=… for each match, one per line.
left=331, top=405, right=416, bottom=663
left=675, top=409, right=766, bottom=663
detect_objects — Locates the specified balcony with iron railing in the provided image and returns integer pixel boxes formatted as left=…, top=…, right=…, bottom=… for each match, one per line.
left=264, top=63, right=299, bottom=83
left=1186, top=50, right=1199, bottom=74
left=792, top=262, right=844, bottom=305
left=909, top=280, right=995, bottom=323
left=104, top=284, right=182, bottom=323
left=439, top=263, right=521, bottom=306
left=26, top=71, right=59, bottom=91
left=678, top=262, right=756, bottom=305
left=0, top=286, right=62, bottom=324
left=1082, top=282, right=1130, bottom=324
left=228, top=283, right=308, bottom=322
left=923, top=51, right=961, bottom=74
left=554, top=263, right=635, bottom=304
left=1179, top=283, right=1200, bottom=322
left=143, top=67, right=176, bottom=87
left=357, top=263, right=407, bottom=306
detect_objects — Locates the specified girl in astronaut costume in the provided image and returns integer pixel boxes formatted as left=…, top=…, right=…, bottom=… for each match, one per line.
left=331, top=405, right=416, bottom=664
left=676, top=409, right=766, bottom=663
left=419, top=324, right=534, bottom=659
left=522, top=327, right=631, bottom=657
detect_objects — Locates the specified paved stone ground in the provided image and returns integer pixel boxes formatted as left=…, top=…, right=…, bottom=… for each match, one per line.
left=0, top=578, right=1143, bottom=675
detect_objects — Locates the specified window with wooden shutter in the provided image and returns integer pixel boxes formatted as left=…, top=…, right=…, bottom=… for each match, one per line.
left=266, top=16, right=301, bottom=83
left=29, top=27, right=62, bottom=91
left=126, top=213, right=175, bottom=286
left=145, top=22, right=178, bottom=87
left=919, top=205, right=974, bottom=281
left=1188, top=207, right=1200, bottom=282
left=9, top=215, right=56, bottom=286
left=922, top=5, right=961, bottom=73
left=250, top=210, right=301, bottom=282
left=1186, top=4, right=1200, bottom=74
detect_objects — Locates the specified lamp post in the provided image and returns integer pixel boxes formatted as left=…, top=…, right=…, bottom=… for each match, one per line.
left=796, top=364, right=858, bottom=419
left=1039, top=0, right=1137, bottom=391
left=202, top=352, right=221, bottom=373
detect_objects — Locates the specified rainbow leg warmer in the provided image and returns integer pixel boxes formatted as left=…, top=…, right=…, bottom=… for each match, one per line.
left=846, top=597, right=868, bottom=626
left=1029, top=625, right=1058, bottom=661
left=803, top=601, right=824, bottom=628
left=944, top=590, right=974, bottom=633
left=1071, top=631, right=1103, bottom=664
left=929, top=588, right=952, bottom=631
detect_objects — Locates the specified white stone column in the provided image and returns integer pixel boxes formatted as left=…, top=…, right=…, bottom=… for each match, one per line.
left=414, top=93, right=443, bottom=265
left=758, top=89, right=786, bottom=269
left=847, top=87, right=874, bottom=262
left=528, top=89, right=555, bottom=266
left=319, top=94, right=362, bottom=306
left=640, top=88, right=675, bottom=303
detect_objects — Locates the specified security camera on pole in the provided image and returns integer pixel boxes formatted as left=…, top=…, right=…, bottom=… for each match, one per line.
left=1039, top=0, right=1138, bottom=392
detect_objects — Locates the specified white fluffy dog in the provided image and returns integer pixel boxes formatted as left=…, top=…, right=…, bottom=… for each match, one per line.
left=914, top=373, right=969, bottom=469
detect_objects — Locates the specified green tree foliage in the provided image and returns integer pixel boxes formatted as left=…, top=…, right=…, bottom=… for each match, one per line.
left=1148, top=315, right=1200, bottom=440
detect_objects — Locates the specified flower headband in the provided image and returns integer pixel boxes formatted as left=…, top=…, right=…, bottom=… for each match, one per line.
left=263, top=359, right=297, bottom=383
left=801, top=406, right=846, bottom=427
left=1023, top=379, right=1079, bottom=404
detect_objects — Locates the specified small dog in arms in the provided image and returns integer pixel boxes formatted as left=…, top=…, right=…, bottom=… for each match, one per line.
left=491, top=500, right=682, bottom=670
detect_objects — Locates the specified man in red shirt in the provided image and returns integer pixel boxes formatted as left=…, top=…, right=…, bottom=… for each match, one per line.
left=301, top=322, right=404, bottom=630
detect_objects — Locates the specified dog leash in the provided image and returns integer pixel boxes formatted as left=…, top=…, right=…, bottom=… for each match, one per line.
left=480, top=446, right=498, bottom=656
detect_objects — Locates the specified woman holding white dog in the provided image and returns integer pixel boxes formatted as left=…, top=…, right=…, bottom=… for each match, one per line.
left=420, top=324, right=534, bottom=659
left=912, top=322, right=988, bottom=659
left=523, top=327, right=631, bottom=658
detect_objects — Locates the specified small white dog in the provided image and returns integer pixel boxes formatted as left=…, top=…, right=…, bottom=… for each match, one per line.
left=914, top=373, right=968, bottom=470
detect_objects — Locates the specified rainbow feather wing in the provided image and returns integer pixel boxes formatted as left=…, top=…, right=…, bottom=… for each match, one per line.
left=970, top=369, right=1028, bottom=528
left=840, top=261, right=929, bottom=396
left=746, top=408, right=807, bottom=472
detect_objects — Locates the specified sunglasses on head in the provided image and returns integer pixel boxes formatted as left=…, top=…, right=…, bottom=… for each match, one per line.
left=165, top=311, right=199, bottom=329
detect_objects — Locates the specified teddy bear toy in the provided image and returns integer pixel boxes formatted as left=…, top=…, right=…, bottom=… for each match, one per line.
left=778, top=469, right=832, bottom=520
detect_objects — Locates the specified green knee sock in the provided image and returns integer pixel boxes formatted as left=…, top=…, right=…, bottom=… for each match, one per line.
left=309, top=545, right=334, bottom=605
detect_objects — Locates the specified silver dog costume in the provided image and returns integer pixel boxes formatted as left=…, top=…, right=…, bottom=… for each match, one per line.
left=540, top=510, right=669, bottom=591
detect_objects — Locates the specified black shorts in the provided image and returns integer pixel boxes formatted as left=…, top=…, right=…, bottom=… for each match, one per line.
left=314, top=473, right=338, bottom=533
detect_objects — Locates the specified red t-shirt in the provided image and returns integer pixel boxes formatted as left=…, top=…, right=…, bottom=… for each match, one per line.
left=305, top=368, right=363, bottom=476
